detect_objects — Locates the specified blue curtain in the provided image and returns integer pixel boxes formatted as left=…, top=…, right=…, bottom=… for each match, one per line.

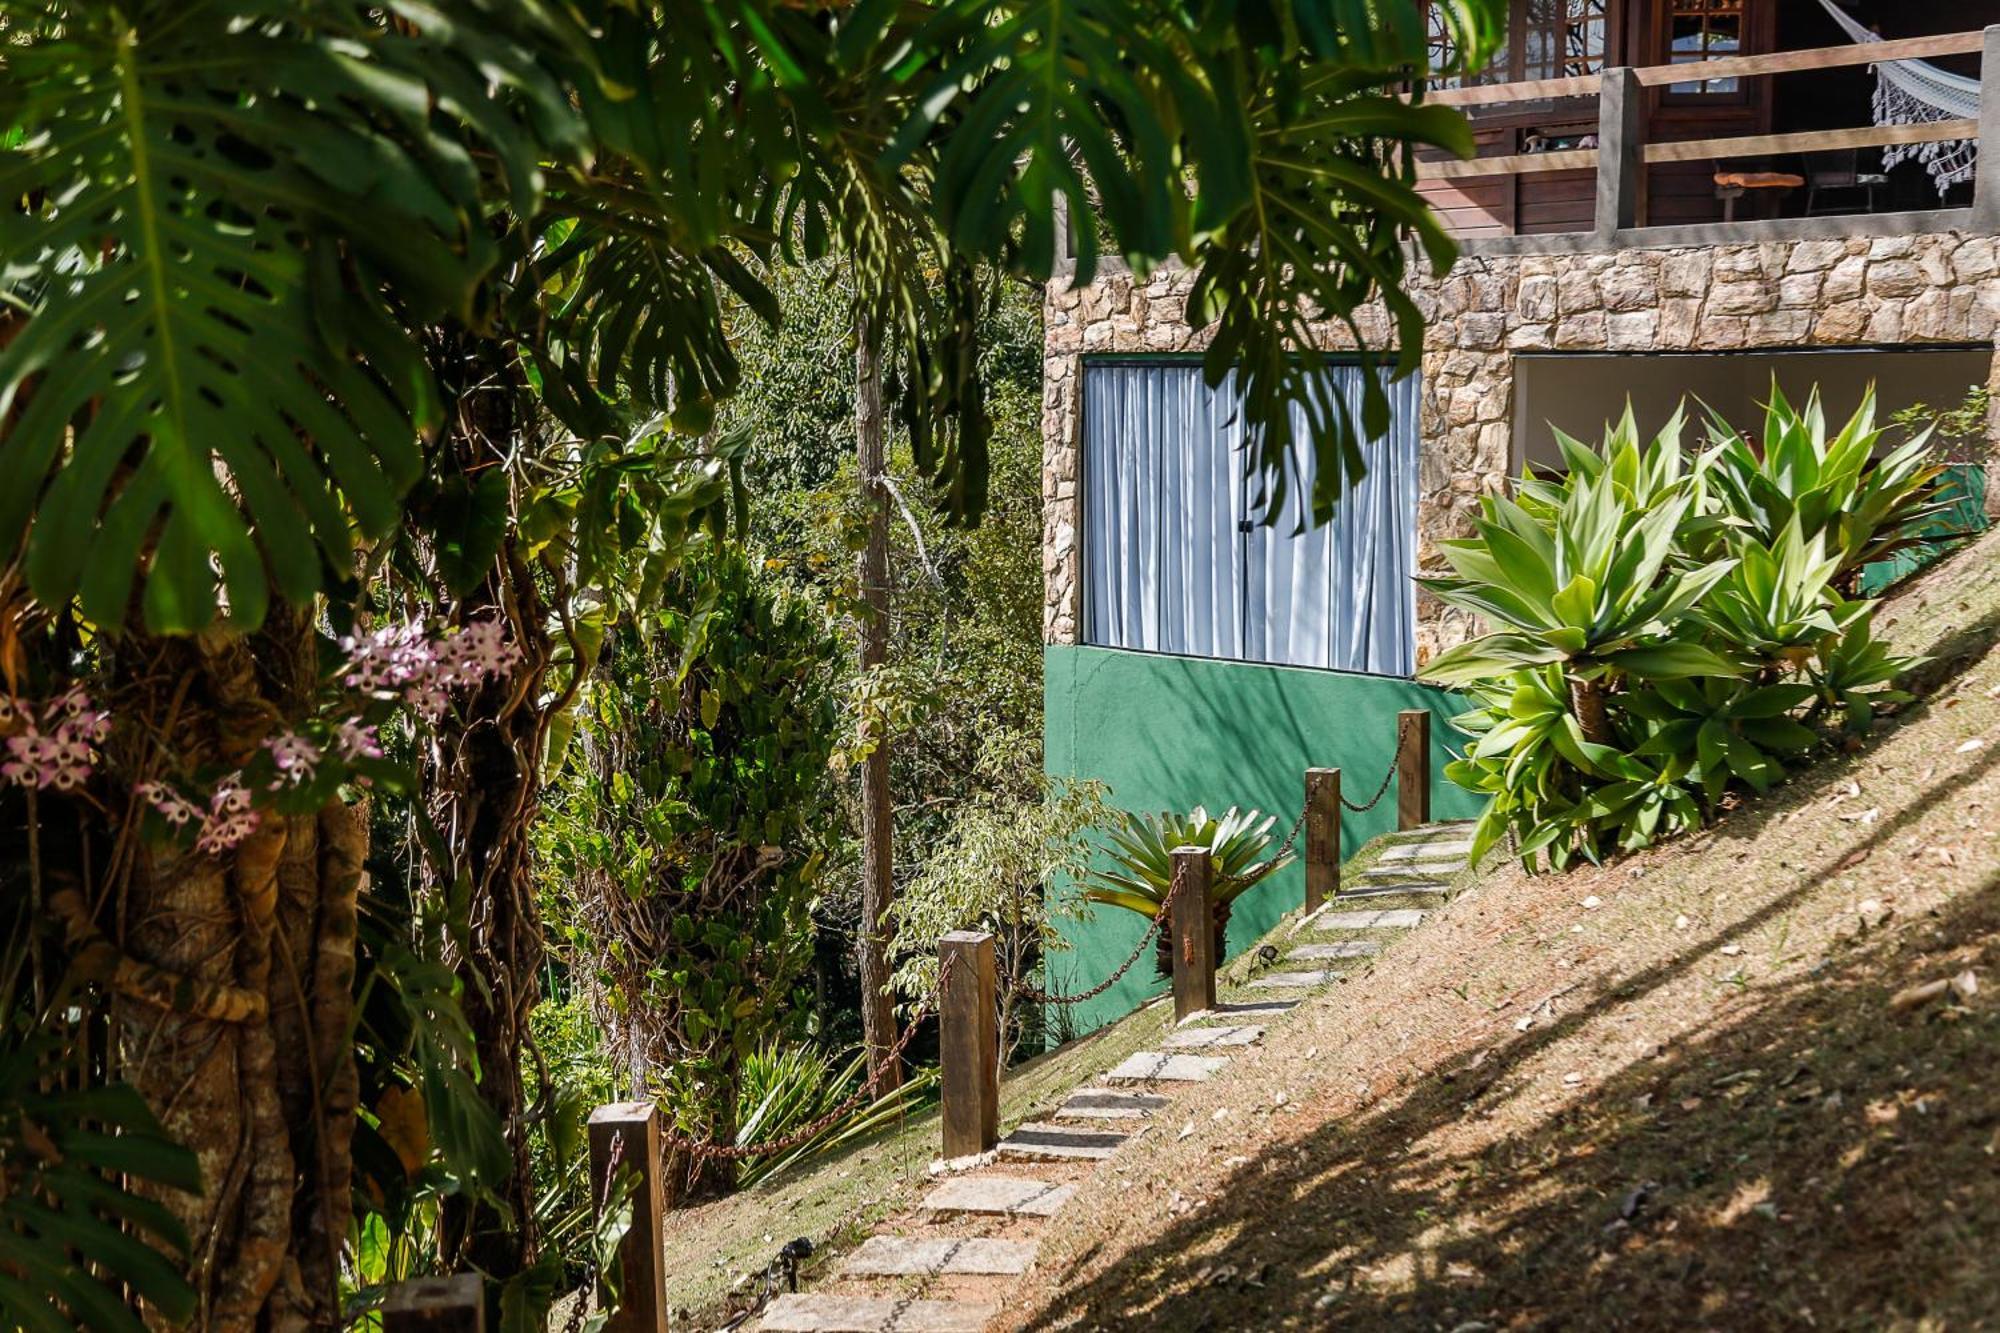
left=1081, top=361, right=1419, bottom=676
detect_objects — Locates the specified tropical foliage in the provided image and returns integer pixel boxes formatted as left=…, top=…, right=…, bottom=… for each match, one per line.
left=1087, top=805, right=1295, bottom=977
left=0, top=0, right=1507, bottom=1324
left=539, top=546, right=839, bottom=1200
left=1427, top=387, right=1943, bottom=871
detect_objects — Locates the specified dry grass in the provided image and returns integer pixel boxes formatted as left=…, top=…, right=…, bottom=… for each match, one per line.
left=993, top=530, right=2000, bottom=1331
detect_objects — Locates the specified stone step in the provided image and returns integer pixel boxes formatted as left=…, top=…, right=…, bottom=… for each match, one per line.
left=759, top=1295, right=997, bottom=1332
left=1163, top=1022, right=1263, bottom=1049
left=1104, top=1051, right=1227, bottom=1084
left=1356, top=865, right=1458, bottom=885
left=1316, top=908, right=1426, bottom=931
left=1249, top=969, right=1341, bottom=990
left=1184, top=999, right=1297, bottom=1020
left=1377, top=840, right=1471, bottom=863
left=922, top=1176, right=1076, bottom=1218
left=1335, top=881, right=1451, bottom=902
left=997, top=1122, right=1128, bottom=1161
left=1055, top=1089, right=1169, bottom=1121
left=1289, top=940, right=1378, bottom=962
left=840, top=1236, right=1037, bottom=1278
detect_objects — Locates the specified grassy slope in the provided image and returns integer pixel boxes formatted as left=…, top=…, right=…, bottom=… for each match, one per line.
left=993, top=528, right=2000, bottom=1331
left=656, top=837, right=1422, bottom=1325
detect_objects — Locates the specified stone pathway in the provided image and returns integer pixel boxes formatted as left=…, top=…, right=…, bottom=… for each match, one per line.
left=754, top=820, right=1474, bottom=1331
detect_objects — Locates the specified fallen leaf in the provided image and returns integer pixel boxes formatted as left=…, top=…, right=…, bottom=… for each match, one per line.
left=1958, top=738, right=1987, bottom=754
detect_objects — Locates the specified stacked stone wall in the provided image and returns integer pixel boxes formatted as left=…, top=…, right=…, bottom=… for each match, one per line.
left=1044, top=231, right=2000, bottom=665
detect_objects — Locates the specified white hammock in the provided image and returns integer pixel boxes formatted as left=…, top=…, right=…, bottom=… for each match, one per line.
left=1813, top=0, right=1981, bottom=194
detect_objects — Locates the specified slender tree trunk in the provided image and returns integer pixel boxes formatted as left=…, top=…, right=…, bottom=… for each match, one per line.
left=854, top=312, right=900, bottom=1095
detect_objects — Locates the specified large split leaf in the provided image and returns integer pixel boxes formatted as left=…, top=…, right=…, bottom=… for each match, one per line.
left=0, top=0, right=582, bottom=632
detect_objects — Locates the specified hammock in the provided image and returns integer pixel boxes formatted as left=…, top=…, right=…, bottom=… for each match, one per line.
left=1812, top=0, right=1981, bottom=194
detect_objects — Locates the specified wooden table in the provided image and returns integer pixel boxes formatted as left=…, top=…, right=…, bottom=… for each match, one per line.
left=1714, top=170, right=1806, bottom=221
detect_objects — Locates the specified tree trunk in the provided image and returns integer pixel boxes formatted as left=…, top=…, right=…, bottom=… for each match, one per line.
left=110, top=611, right=363, bottom=1333
left=1568, top=675, right=1615, bottom=747
left=854, top=312, right=900, bottom=1096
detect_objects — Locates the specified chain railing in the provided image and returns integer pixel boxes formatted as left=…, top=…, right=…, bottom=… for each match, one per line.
left=1013, top=863, right=1186, bottom=1006
left=1338, top=745, right=1401, bottom=813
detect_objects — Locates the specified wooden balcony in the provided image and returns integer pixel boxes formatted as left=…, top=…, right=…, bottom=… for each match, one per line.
left=1415, top=26, right=2000, bottom=254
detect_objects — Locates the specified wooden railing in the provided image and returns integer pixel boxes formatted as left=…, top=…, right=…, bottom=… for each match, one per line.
left=1413, top=25, right=2000, bottom=238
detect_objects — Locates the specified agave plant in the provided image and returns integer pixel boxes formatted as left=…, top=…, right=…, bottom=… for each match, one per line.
left=1086, top=806, right=1293, bottom=980
left=1420, top=454, right=1741, bottom=740
left=1697, top=383, right=1953, bottom=582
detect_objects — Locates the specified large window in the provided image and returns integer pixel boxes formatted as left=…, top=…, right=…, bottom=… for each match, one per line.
left=1428, top=0, right=1611, bottom=87
left=1080, top=361, right=1419, bottom=676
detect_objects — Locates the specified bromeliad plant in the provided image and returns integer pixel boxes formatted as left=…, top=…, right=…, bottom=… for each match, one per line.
left=1427, top=387, right=1935, bottom=871
left=1085, top=806, right=1294, bottom=980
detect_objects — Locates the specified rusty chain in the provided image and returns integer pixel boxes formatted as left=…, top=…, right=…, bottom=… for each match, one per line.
left=659, top=952, right=956, bottom=1163
left=1013, top=862, right=1186, bottom=1007
left=1339, top=746, right=1402, bottom=813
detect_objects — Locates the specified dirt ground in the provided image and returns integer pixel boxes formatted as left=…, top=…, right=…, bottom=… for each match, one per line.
left=992, top=534, right=2000, bottom=1331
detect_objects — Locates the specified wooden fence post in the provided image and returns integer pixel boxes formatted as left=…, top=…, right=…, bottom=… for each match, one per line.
left=938, top=930, right=999, bottom=1160
left=382, top=1275, right=484, bottom=1333
left=1595, top=65, right=1645, bottom=238
left=1169, top=846, right=1216, bottom=1020
left=1397, top=710, right=1432, bottom=832
left=1304, top=768, right=1341, bottom=913
left=588, top=1102, right=667, bottom=1333
left=1976, top=27, right=2000, bottom=230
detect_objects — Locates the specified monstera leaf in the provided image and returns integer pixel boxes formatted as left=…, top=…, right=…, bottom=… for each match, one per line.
left=0, top=0, right=583, bottom=632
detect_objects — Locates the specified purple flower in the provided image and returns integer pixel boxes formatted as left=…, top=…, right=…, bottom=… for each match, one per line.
left=263, top=730, right=322, bottom=789
left=332, top=718, right=383, bottom=763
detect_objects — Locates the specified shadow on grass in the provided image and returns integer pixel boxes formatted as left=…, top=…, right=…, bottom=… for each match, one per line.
left=1011, top=600, right=2000, bottom=1329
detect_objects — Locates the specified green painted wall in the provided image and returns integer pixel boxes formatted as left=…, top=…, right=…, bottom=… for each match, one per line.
left=1041, top=643, right=1483, bottom=1037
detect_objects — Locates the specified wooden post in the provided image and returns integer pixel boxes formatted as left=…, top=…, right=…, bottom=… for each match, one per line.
left=1397, top=710, right=1432, bottom=832
left=1169, top=846, right=1216, bottom=1021
left=1975, top=27, right=2000, bottom=230
left=938, top=931, right=999, bottom=1159
left=588, top=1103, right=666, bottom=1333
left=382, top=1276, right=484, bottom=1333
left=1304, top=768, right=1341, bottom=914
left=1595, top=66, right=1644, bottom=239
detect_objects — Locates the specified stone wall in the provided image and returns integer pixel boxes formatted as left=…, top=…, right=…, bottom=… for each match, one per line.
left=1043, top=230, right=2000, bottom=666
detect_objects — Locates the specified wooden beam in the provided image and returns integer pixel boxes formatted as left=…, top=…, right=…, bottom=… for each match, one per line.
left=938, top=931, right=999, bottom=1161
left=1418, top=30, right=1986, bottom=111
left=1397, top=711, right=1431, bottom=833
left=1632, top=30, right=1987, bottom=88
left=1417, top=148, right=1597, bottom=181
left=1304, top=768, right=1340, bottom=915
left=1643, top=120, right=1979, bottom=165
left=1425, top=73, right=1601, bottom=107
left=1168, top=847, right=1216, bottom=1021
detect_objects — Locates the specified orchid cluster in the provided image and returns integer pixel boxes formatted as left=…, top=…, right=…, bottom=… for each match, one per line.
left=21, top=617, right=515, bottom=857
left=137, top=778, right=262, bottom=855
left=0, top=687, right=113, bottom=792
left=339, top=617, right=522, bottom=720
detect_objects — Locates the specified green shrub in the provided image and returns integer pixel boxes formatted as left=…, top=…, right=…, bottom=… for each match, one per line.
left=1427, top=386, right=1935, bottom=871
